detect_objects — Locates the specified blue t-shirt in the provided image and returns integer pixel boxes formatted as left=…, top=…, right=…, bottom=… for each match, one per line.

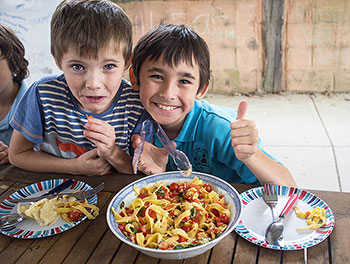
left=0, top=81, right=28, bottom=146
left=10, top=74, right=144, bottom=158
left=137, top=100, right=277, bottom=184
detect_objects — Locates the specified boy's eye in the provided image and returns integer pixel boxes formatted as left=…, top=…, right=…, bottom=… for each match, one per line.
left=72, top=64, right=84, bottom=71
left=104, top=64, right=115, bottom=70
left=150, top=74, right=163, bottom=80
left=179, top=79, right=191, bottom=85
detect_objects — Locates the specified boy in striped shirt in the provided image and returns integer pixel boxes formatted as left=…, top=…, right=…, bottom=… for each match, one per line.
left=9, top=0, right=143, bottom=175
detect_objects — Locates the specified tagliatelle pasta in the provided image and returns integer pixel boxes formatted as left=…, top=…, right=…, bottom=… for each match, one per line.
left=294, top=206, right=326, bottom=230
left=112, top=177, right=232, bottom=250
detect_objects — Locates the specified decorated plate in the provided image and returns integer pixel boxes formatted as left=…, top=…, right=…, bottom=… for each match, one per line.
left=0, top=179, right=97, bottom=239
left=234, top=186, right=335, bottom=250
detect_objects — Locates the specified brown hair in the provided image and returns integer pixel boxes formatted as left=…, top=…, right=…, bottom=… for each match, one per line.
left=132, top=24, right=210, bottom=93
left=51, top=0, right=132, bottom=66
left=0, top=22, right=29, bottom=86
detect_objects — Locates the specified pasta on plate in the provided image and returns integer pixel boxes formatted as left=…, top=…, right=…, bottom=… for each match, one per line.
left=111, top=177, right=232, bottom=250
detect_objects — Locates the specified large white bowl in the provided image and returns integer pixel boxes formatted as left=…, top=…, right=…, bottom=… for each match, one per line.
left=106, top=171, right=242, bottom=260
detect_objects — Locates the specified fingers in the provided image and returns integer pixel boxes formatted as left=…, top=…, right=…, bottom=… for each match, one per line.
left=236, top=100, right=248, bottom=120
left=84, top=118, right=115, bottom=143
left=131, top=134, right=142, bottom=149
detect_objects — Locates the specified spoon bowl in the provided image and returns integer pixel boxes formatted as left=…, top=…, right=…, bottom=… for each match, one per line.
left=265, top=218, right=284, bottom=244
left=265, top=194, right=299, bottom=245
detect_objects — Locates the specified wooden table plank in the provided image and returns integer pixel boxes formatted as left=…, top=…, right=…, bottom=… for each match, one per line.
left=14, top=236, right=60, bottom=264
left=331, top=216, right=350, bottom=263
left=0, top=180, right=15, bottom=196
left=134, top=252, right=159, bottom=264
left=159, top=258, right=183, bottom=264
left=111, top=243, right=139, bottom=264
left=306, top=239, right=330, bottom=264
left=62, top=192, right=112, bottom=264
left=0, top=239, right=34, bottom=264
left=232, top=236, right=258, bottom=263
left=209, top=232, right=236, bottom=264
left=258, top=247, right=282, bottom=263
left=86, top=230, right=122, bottom=264
left=283, top=249, right=304, bottom=263
left=184, top=250, right=210, bottom=264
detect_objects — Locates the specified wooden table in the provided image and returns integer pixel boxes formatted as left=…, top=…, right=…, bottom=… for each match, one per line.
left=0, top=165, right=349, bottom=263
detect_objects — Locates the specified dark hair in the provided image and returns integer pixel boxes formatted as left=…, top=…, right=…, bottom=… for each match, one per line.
left=132, top=24, right=210, bottom=93
left=0, top=22, right=29, bottom=86
left=51, top=0, right=132, bottom=66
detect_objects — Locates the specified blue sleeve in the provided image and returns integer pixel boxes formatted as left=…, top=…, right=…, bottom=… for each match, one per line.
left=10, top=81, right=45, bottom=144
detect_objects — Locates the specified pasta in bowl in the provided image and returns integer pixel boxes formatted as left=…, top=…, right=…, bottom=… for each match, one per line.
left=106, top=171, right=242, bottom=260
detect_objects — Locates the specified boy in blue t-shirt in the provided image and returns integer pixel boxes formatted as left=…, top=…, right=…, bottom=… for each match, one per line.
left=9, top=0, right=143, bottom=175
left=130, top=24, right=296, bottom=186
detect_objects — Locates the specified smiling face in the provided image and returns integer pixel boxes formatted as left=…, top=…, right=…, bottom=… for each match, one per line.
left=136, top=55, right=208, bottom=137
left=57, top=42, right=127, bottom=113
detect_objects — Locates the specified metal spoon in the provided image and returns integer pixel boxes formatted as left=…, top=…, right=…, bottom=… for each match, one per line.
left=265, top=194, right=299, bottom=244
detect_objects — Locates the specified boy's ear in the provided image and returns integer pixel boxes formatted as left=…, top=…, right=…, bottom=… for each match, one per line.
left=195, top=82, right=209, bottom=100
left=124, top=53, right=132, bottom=70
left=129, top=67, right=138, bottom=91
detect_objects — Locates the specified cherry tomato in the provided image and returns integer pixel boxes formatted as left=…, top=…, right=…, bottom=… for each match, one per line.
left=67, top=209, right=83, bottom=221
left=140, top=225, right=147, bottom=234
left=203, top=184, right=212, bottom=192
left=220, top=214, right=230, bottom=224
left=211, top=208, right=220, bottom=217
left=118, top=223, right=126, bottom=232
left=148, top=209, right=157, bottom=219
left=182, top=226, right=191, bottom=233
left=177, top=236, right=186, bottom=243
left=138, top=189, right=147, bottom=199
left=169, top=183, right=179, bottom=192
left=158, top=241, right=169, bottom=250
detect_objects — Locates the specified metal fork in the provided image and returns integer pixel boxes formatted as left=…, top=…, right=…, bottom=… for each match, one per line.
left=263, top=183, right=284, bottom=247
left=15, top=182, right=105, bottom=203
left=263, top=183, right=278, bottom=223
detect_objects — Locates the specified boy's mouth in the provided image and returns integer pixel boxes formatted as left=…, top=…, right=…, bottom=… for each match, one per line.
left=86, top=96, right=104, bottom=103
left=157, top=103, right=177, bottom=111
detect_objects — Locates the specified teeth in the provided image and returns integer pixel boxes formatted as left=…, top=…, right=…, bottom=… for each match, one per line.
left=157, top=104, right=177, bottom=111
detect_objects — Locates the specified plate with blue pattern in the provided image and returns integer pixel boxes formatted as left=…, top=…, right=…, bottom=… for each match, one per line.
left=234, top=186, right=335, bottom=250
left=0, top=179, right=97, bottom=239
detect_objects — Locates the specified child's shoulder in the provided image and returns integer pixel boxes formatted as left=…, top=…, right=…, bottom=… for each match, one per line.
left=196, top=99, right=237, bottom=122
left=30, top=74, right=65, bottom=89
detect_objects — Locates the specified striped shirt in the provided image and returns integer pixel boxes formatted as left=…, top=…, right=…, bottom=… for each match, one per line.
left=10, top=74, right=144, bottom=158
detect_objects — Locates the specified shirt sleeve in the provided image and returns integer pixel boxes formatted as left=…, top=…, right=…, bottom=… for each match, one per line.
left=10, top=81, right=45, bottom=144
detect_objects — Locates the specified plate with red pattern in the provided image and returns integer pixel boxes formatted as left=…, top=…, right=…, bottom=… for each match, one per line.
left=234, top=186, right=335, bottom=250
left=0, top=179, right=97, bottom=239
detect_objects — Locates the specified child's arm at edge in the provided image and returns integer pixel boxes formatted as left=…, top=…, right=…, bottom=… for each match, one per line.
left=8, top=130, right=111, bottom=175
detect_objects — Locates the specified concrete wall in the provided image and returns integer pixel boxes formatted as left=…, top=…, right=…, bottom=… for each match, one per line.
left=283, top=0, right=350, bottom=93
left=118, top=0, right=350, bottom=94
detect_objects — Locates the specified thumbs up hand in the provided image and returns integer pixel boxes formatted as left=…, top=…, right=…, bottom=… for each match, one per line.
left=230, top=100, right=259, bottom=161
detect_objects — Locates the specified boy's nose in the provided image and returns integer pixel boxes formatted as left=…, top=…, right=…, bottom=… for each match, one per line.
left=159, top=82, right=176, bottom=100
left=85, top=71, right=102, bottom=90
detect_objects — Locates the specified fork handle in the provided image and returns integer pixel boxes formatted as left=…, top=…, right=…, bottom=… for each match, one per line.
left=279, top=194, right=298, bottom=219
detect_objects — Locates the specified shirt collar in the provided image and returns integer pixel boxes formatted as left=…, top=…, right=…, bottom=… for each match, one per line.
left=175, top=100, right=202, bottom=142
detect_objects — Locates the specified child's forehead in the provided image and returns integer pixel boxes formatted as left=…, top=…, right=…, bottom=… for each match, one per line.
left=147, top=53, right=197, bottom=69
left=68, top=40, right=126, bottom=60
